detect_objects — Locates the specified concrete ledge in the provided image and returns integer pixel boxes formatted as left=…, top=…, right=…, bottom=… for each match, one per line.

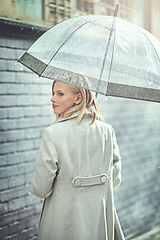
left=0, top=17, right=49, bottom=39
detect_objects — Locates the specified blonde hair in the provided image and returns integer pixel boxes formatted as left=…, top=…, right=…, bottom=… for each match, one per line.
left=52, top=76, right=103, bottom=125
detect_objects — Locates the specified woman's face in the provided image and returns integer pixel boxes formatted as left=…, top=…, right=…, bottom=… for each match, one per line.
left=51, top=81, right=81, bottom=115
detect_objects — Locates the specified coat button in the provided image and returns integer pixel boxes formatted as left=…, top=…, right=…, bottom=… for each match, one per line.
left=74, top=179, right=82, bottom=186
left=100, top=176, right=107, bottom=183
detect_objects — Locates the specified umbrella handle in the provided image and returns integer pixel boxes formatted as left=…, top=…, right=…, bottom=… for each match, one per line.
left=113, top=3, right=120, bottom=17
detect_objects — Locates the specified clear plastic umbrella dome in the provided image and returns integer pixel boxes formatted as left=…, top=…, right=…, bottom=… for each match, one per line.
left=18, top=15, right=160, bottom=103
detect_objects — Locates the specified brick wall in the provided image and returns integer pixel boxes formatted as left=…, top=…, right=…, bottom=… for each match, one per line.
left=0, top=23, right=160, bottom=239
left=0, top=27, right=54, bottom=239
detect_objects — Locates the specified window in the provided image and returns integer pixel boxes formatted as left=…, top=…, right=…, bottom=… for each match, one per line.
left=0, top=0, right=44, bottom=25
left=77, top=0, right=94, bottom=14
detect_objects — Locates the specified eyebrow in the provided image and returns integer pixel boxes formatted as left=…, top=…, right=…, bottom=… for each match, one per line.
left=52, top=89, right=63, bottom=93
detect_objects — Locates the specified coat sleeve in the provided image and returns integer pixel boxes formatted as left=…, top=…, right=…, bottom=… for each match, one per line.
left=32, top=128, right=58, bottom=198
left=112, top=127, right=122, bottom=190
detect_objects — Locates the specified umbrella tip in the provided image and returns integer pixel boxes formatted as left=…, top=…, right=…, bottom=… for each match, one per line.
left=113, top=3, right=120, bottom=17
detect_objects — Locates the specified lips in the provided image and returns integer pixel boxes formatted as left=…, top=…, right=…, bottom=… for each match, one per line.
left=52, top=104, right=58, bottom=109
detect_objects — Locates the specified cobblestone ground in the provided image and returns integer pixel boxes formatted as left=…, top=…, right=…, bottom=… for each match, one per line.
left=133, top=227, right=160, bottom=240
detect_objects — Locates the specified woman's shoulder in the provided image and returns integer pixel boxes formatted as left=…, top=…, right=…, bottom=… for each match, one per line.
left=44, top=122, right=62, bottom=133
left=95, top=119, right=115, bottom=136
left=43, top=119, right=73, bottom=136
left=96, top=119, right=113, bottom=129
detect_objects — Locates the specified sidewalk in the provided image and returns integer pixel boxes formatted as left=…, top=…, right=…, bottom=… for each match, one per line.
left=133, top=227, right=160, bottom=240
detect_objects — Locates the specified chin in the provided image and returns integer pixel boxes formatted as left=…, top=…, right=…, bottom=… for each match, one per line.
left=54, top=110, right=61, bottom=115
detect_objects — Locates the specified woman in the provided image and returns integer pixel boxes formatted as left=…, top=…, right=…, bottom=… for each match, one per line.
left=32, top=79, right=125, bottom=240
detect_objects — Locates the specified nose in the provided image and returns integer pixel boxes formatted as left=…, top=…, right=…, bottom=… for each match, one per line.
left=50, top=96, right=55, bottom=103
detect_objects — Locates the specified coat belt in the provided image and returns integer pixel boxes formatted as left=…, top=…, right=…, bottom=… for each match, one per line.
left=72, top=173, right=110, bottom=187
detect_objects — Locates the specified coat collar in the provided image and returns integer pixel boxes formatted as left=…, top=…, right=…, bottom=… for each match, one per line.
left=53, top=110, right=93, bottom=124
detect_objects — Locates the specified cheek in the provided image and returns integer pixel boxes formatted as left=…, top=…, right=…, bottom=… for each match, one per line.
left=65, top=100, right=74, bottom=108
left=62, top=97, right=75, bottom=109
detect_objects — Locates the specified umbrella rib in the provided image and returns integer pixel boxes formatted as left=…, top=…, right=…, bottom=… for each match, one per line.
left=138, top=29, right=160, bottom=63
left=88, top=20, right=116, bottom=31
left=40, top=21, right=91, bottom=77
left=106, top=19, right=117, bottom=96
left=96, top=16, right=116, bottom=94
left=137, top=29, right=160, bottom=86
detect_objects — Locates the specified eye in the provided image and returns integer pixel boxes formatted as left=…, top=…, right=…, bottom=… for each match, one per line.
left=58, top=92, right=64, bottom=96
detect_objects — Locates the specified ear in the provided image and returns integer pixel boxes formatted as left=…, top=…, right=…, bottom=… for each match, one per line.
left=75, top=93, right=82, bottom=105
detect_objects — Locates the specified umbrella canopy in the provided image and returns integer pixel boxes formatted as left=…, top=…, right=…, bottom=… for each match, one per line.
left=18, top=15, right=160, bottom=103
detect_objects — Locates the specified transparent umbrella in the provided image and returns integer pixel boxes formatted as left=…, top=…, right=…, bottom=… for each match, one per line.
left=18, top=13, right=160, bottom=103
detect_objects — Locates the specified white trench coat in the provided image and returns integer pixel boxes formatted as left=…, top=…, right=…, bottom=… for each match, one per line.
left=32, top=111, right=125, bottom=240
